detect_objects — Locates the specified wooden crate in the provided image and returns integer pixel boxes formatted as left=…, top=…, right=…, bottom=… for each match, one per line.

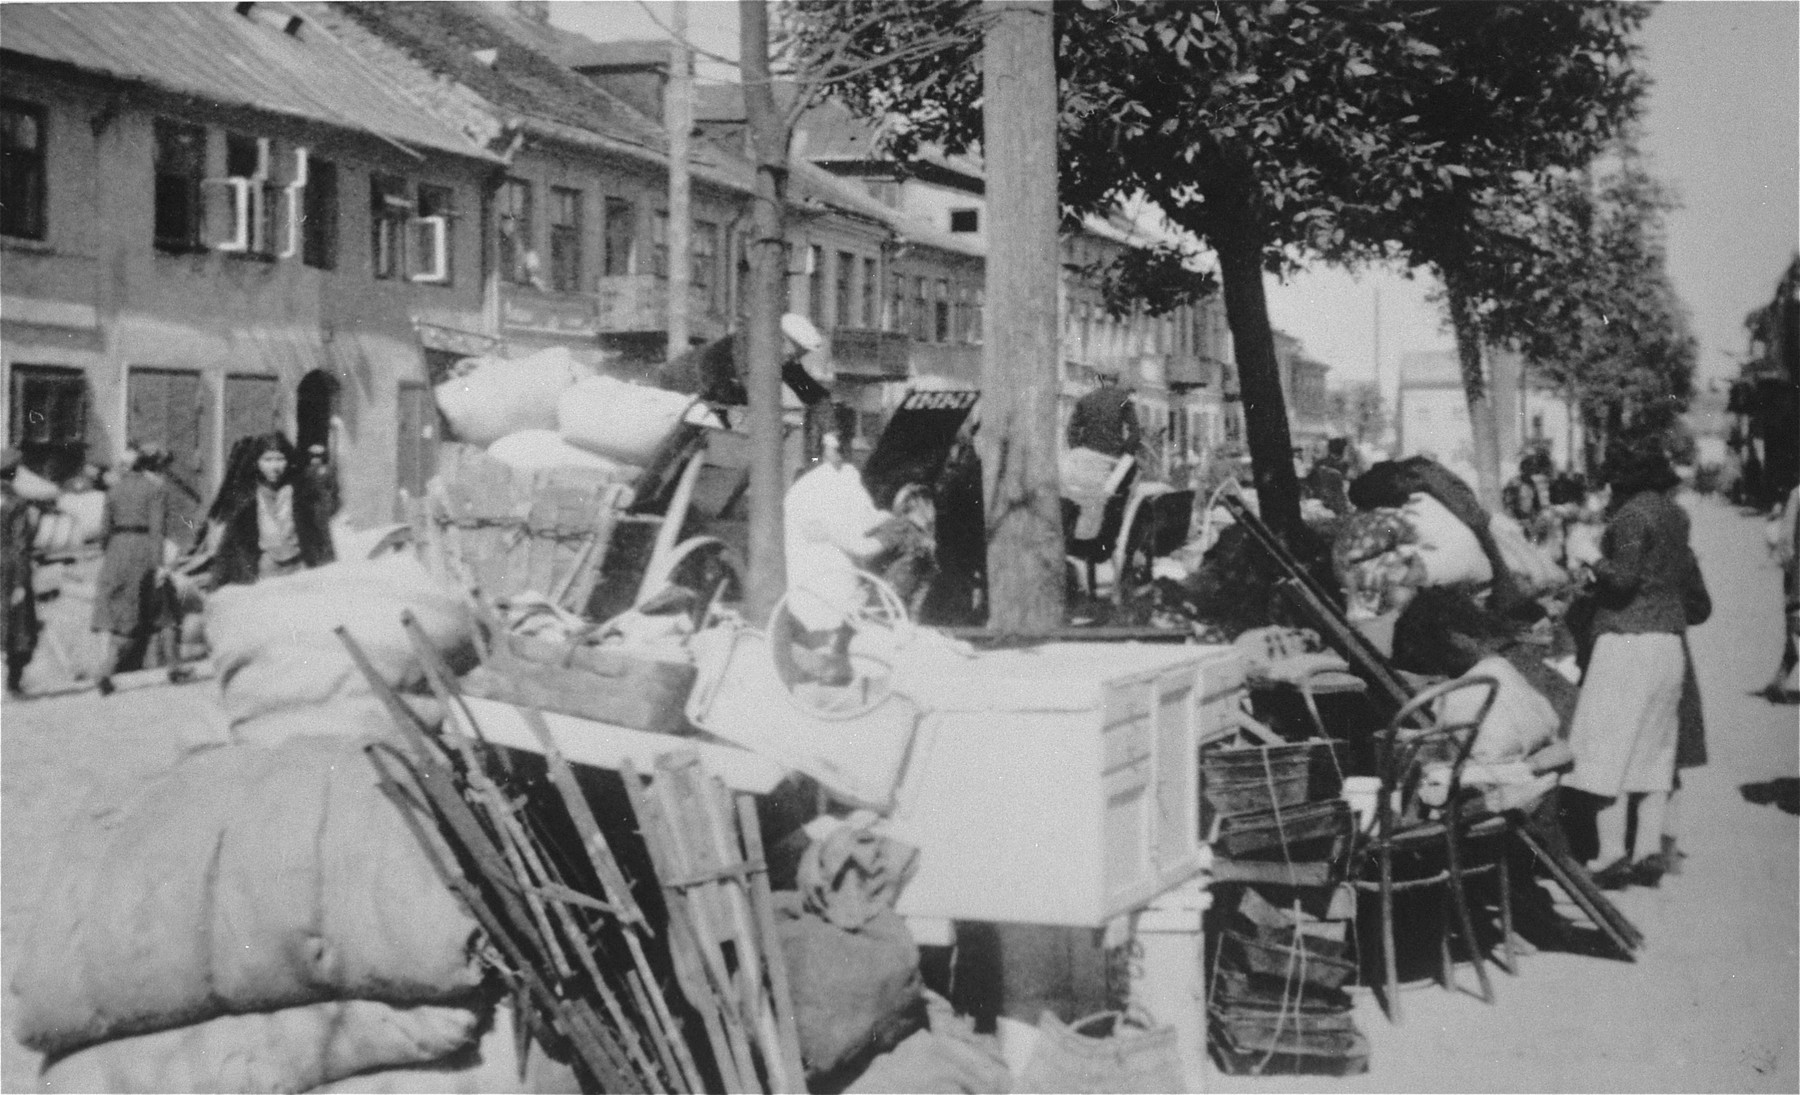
left=411, top=447, right=640, bottom=613
left=460, top=633, right=698, bottom=735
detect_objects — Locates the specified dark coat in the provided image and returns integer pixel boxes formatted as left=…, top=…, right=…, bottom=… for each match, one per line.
left=1590, top=489, right=1709, bottom=637
left=1066, top=386, right=1142, bottom=458
left=212, top=479, right=334, bottom=587
left=2, top=489, right=38, bottom=664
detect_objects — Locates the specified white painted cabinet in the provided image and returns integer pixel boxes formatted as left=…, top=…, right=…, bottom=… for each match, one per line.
left=889, top=643, right=1246, bottom=926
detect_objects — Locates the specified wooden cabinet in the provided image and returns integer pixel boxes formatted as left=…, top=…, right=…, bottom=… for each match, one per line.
left=889, top=643, right=1246, bottom=926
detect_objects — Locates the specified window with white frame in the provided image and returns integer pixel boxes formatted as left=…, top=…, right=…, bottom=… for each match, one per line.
left=412, top=183, right=454, bottom=284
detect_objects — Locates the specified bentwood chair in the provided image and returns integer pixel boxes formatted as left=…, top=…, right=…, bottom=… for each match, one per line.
left=1350, top=674, right=1513, bottom=1023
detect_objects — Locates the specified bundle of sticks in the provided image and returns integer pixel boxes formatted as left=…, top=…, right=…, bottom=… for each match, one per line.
left=335, top=613, right=804, bottom=1093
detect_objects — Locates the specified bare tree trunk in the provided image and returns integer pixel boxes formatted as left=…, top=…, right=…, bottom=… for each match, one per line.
left=740, top=0, right=788, bottom=624
left=1446, top=280, right=1504, bottom=510
left=1213, top=213, right=1304, bottom=547
left=979, top=0, right=1063, bottom=633
left=666, top=0, right=692, bottom=356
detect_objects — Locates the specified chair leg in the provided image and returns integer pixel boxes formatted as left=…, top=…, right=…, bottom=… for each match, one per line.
left=1437, top=889, right=1455, bottom=992
left=1444, top=832, right=1495, bottom=1005
left=1381, top=851, right=1401, bottom=1024
left=1497, top=847, right=1517, bottom=976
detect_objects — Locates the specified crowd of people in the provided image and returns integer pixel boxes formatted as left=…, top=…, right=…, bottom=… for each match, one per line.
left=1322, top=438, right=1722, bottom=889
left=0, top=431, right=338, bottom=699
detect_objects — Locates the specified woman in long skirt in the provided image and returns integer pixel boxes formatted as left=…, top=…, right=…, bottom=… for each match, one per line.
left=92, top=446, right=177, bottom=695
left=1565, top=441, right=1711, bottom=888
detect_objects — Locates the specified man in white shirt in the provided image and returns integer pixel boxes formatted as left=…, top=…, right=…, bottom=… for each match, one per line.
left=784, top=431, right=887, bottom=685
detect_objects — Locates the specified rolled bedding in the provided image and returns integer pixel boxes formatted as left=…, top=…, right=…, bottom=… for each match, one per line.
left=9, top=737, right=482, bottom=1056
left=40, top=1000, right=484, bottom=1094
left=205, top=553, right=475, bottom=729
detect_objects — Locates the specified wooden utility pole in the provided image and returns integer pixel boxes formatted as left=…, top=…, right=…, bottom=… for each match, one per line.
left=665, top=0, right=693, bottom=356
left=979, top=0, right=1063, bottom=632
left=739, top=0, right=789, bottom=623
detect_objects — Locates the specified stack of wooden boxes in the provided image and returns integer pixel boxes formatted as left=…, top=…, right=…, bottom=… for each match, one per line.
left=1200, top=737, right=1370, bottom=1075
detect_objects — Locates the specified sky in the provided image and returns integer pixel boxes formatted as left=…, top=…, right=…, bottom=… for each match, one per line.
left=554, top=0, right=1800, bottom=396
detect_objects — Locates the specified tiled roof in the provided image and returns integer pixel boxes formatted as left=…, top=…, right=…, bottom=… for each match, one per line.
left=331, top=2, right=667, bottom=152
left=327, top=2, right=754, bottom=192
left=0, top=2, right=496, bottom=161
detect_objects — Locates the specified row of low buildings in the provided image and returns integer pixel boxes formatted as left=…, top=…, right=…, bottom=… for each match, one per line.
left=3, top=1, right=1337, bottom=533
left=1395, top=348, right=1583, bottom=487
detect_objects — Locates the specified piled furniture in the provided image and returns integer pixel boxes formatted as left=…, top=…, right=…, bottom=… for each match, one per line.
left=1347, top=675, right=1522, bottom=1022
left=1200, top=726, right=1369, bottom=1075
left=1219, top=491, right=1644, bottom=959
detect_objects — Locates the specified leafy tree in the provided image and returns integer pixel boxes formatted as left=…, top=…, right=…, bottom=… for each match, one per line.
left=785, top=0, right=1646, bottom=552
left=1478, top=152, right=1696, bottom=470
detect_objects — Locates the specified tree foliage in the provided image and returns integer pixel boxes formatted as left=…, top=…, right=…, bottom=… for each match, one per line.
left=784, top=0, right=1648, bottom=546
left=1481, top=154, right=1696, bottom=464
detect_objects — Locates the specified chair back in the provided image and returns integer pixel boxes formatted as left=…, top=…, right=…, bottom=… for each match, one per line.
left=1371, top=675, right=1500, bottom=837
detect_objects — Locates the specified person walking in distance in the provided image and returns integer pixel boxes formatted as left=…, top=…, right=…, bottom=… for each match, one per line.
left=1066, top=372, right=1142, bottom=459
left=2, top=449, right=41, bottom=697
left=92, top=445, right=178, bottom=696
left=1564, top=441, right=1710, bottom=889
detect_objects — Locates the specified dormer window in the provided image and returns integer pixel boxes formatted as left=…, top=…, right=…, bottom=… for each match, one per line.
left=949, top=208, right=979, bottom=233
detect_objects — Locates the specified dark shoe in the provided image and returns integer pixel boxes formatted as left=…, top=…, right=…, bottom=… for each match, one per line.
left=1590, top=856, right=1635, bottom=891
left=95, top=677, right=115, bottom=697
left=1630, top=853, right=1667, bottom=888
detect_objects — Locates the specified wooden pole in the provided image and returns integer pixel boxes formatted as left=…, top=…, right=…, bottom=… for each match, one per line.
left=740, top=0, right=789, bottom=625
left=667, top=0, right=693, bottom=357
left=979, top=0, right=1064, bottom=632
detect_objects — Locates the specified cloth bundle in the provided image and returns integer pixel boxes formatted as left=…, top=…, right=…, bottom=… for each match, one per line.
left=557, top=373, right=696, bottom=466
left=206, top=553, right=475, bottom=732
left=485, top=429, right=636, bottom=476
left=9, top=736, right=483, bottom=1059
left=434, top=346, right=590, bottom=448
left=40, top=1000, right=480, bottom=1094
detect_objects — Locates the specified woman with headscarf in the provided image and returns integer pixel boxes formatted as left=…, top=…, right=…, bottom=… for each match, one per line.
left=92, top=445, right=178, bottom=695
left=1564, top=441, right=1709, bottom=889
left=209, top=432, right=334, bottom=587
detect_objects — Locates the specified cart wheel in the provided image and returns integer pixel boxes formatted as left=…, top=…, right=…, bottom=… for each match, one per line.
left=768, top=572, right=910, bottom=721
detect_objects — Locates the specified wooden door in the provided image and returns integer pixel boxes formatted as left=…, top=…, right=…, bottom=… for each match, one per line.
left=395, top=380, right=436, bottom=520
left=127, top=367, right=212, bottom=535
left=223, top=373, right=280, bottom=455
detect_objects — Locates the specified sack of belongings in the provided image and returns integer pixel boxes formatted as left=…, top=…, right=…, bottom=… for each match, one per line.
left=434, top=347, right=589, bottom=448
left=39, top=999, right=480, bottom=1094
left=230, top=692, right=445, bottom=749
left=207, top=554, right=474, bottom=729
left=558, top=374, right=696, bottom=466
left=9, top=736, right=483, bottom=1057
left=774, top=824, right=926, bottom=1083
left=485, top=429, right=637, bottom=476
